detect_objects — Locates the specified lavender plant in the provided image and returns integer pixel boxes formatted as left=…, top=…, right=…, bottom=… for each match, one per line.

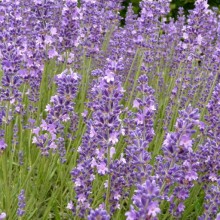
left=0, top=0, right=219, bottom=219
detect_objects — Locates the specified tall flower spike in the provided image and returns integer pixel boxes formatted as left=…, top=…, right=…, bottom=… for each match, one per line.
left=125, top=75, right=156, bottom=186
left=126, top=179, right=161, bottom=220
left=33, top=68, right=80, bottom=160
left=199, top=181, right=220, bottom=220
left=108, top=75, right=156, bottom=216
left=196, top=83, right=220, bottom=183
left=155, top=106, right=202, bottom=217
left=59, top=0, right=81, bottom=52
left=162, top=106, right=201, bottom=157
left=86, top=69, right=124, bottom=174
left=79, top=0, right=123, bottom=57
left=71, top=69, right=124, bottom=217
left=0, top=18, right=24, bottom=118
left=205, top=83, right=220, bottom=142
left=196, top=83, right=220, bottom=219
left=17, top=189, right=26, bottom=217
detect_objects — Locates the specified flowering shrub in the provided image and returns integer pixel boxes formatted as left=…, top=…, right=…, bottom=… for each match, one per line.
left=0, top=0, right=219, bottom=219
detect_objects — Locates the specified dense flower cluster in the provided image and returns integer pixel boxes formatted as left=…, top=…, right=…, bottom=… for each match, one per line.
left=70, top=70, right=125, bottom=216
left=155, top=106, right=203, bottom=217
left=126, top=180, right=161, bottom=220
left=0, top=0, right=220, bottom=219
left=197, top=83, right=220, bottom=219
left=124, top=75, right=155, bottom=187
left=88, top=206, right=110, bottom=220
left=32, top=68, right=80, bottom=160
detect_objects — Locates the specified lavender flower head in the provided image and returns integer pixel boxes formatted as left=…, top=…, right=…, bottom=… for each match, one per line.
left=154, top=106, right=203, bottom=217
left=17, top=189, right=26, bottom=217
left=71, top=69, right=125, bottom=217
left=126, top=180, right=161, bottom=220
left=197, top=83, right=220, bottom=182
left=197, top=83, right=220, bottom=219
left=125, top=75, right=156, bottom=187
left=88, top=206, right=110, bottom=220
left=205, top=83, right=220, bottom=142
left=199, top=181, right=220, bottom=220
left=33, top=68, right=80, bottom=159
left=162, top=106, right=201, bottom=157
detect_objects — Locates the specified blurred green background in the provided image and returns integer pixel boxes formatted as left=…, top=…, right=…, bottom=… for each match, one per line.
left=121, top=0, right=220, bottom=18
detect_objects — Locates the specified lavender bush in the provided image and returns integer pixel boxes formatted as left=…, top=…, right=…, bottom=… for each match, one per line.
left=0, top=0, right=219, bottom=219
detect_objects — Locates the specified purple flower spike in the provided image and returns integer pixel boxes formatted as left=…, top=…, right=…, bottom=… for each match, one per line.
left=162, top=105, right=201, bottom=157
left=199, top=181, right=220, bottom=220
left=196, top=83, right=220, bottom=183
left=71, top=70, right=125, bottom=216
left=88, top=207, right=110, bottom=220
left=17, top=189, right=26, bottom=217
left=33, top=68, right=80, bottom=160
left=206, top=83, right=220, bottom=142
left=155, top=105, right=202, bottom=217
left=197, top=83, right=220, bottom=219
left=126, top=180, right=161, bottom=220
left=125, top=75, right=156, bottom=186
